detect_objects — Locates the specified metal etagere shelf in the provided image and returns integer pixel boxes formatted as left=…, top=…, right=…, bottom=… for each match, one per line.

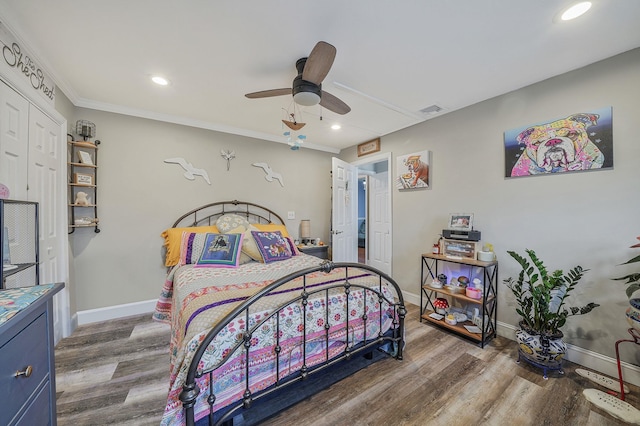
left=68, top=138, right=100, bottom=234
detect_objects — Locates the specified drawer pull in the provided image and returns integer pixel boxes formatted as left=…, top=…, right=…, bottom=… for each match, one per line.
left=15, top=365, right=33, bottom=378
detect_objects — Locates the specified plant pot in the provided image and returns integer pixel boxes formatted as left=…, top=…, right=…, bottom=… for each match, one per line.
left=625, top=298, right=640, bottom=332
left=515, top=322, right=567, bottom=366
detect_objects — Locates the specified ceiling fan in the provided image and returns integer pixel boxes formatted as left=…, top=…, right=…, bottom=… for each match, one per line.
left=245, top=41, right=351, bottom=115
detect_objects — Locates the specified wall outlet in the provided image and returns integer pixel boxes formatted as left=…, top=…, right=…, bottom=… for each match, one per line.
left=287, top=211, right=295, bottom=220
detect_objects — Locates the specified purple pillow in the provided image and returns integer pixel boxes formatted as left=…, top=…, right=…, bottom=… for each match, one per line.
left=251, top=231, right=293, bottom=263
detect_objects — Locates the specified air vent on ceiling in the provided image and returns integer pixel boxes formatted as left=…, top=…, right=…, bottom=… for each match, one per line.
left=419, top=104, right=444, bottom=115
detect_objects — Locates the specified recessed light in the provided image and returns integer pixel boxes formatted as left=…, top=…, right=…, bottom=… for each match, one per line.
left=151, top=76, right=170, bottom=86
left=561, top=2, right=592, bottom=21
left=331, top=124, right=341, bottom=130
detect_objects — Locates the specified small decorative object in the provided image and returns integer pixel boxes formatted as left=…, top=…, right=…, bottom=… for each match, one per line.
left=73, top=173, right=93, bottom=186
left=0, top=183, right=9, bottom=199
left=457, top=276, right=470, bottom=286
left=437, top=273, right=447, bottom=286
left=433, top=297, right=449, bottom=315
left=478, top=250, right=494, bottom=261
left=252, top=162, right=284, bottom=187
left=77, top=150, right=93, bottom=165
left=282, top=113, right=306, bottom=131
left=75, top=120, right=96, bottom=140
left=220, top=149, right=235, bottom=171
left=430, top=278, right=443, bottom=289
left=466, top=287, right=482, bottom=299
left=357, top=138, right=380, bottom=157
left=504, top=249, right=599, bottom=378
left=445, top=313, right=457, bottom=326
left=396, top=150, right=430, bottom=190
left=74, top=217, right=93, bottom=225
left=504, top=107, right=612, bottom=178
left=612, top=236, right=640, bottom=332
left=164, top=157, right=211, bottom=185
left=74, top=191, right=90, bottom=206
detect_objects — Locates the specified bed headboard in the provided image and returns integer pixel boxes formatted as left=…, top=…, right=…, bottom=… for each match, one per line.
left=171, top=200, right=285, bottom=228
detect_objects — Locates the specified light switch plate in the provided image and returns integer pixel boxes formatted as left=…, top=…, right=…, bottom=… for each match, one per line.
left=287, top=211, right=295, bottom=220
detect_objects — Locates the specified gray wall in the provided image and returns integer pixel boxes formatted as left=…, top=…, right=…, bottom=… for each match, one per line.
left=340, top=48, right=640, bottom=364
left=63, top=109, right=333, bottom=313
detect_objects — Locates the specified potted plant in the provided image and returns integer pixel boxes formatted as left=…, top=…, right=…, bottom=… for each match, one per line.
left=504, top=249, right=599, bottom=370
left=612, top=236, right=640, bottom=331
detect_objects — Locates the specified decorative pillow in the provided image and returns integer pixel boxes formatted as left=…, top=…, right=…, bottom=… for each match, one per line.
left=226, top=225, right=253, bottom=265
left=241, top=225, right=264, bottom=262
left=251, top=231, right=293, bottom=263
left=161, top=225, right=218, bottom=266
left=194, top=233, right=244, bottom=268
left=286, top=237, right=300, bottom=256
left=216, top=214, right=250, bottom=233
left=252, top=223, right=290, bottom=238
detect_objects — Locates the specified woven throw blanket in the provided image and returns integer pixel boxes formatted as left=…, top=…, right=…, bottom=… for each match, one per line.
left=156, top=255, right=397, bottom=425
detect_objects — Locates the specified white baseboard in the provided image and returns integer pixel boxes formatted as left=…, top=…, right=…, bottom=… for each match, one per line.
left=403, top=290, right=640, bottom=387
left=76, top=299, right=157, bottom=326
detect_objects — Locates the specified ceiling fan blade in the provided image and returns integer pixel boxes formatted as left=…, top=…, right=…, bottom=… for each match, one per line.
left=320, top=91, right=351, bottom=115
left=302, top=41, right=336, bottom=85
left=245, top=88, right=291, bottom=99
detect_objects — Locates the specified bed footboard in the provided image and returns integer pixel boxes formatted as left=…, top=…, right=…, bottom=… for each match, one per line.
left=179, top=261, right=406, bottom=426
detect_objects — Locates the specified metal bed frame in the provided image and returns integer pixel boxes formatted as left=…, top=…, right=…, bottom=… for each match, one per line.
left=167, top=201, right=406, bottom=426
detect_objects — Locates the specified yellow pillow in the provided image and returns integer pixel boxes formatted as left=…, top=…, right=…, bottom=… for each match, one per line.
left=241, top=225, right=264, bottom=262
left=161, top=225, right=218, bottom=266
left=226, top=225, right=253, bottom=265
left=252, top=223, right=290, bottom=238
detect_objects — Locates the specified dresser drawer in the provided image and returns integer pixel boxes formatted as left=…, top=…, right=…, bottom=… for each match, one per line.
left=14, top=380, right=51, bottom=426
left=0, top=313, right=49, bottom=426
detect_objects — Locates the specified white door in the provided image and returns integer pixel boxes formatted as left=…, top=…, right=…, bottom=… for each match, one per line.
left=331, top=157, right=358, bottom=262
left=0, top=81, right=29, bottom=199
left=368, top=171, right=391, bottom=275
left=28, top=104, right=68, bottom=342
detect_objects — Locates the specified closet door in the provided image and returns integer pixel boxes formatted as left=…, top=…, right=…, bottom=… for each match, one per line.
left=0, top=81, right=29, bottom=199
left=28, top=104, right=67, bottom=342
left=28, top=104, right=62, bottom=284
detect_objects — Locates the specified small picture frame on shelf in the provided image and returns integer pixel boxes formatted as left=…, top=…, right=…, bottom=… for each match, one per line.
left=77, top=150, right=93, bottom=165
left=73, top=173, right=93, bottom=186
left=447, top=213, right=474, bottom=232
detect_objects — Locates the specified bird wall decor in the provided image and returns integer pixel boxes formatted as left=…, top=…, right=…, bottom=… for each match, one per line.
left=164, top=157, right=211, bottom=185
left=252, top=162, right=284, bottom=187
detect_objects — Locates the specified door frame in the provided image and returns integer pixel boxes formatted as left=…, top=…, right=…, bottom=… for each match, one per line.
left=351, top=152, right=392, bottom=275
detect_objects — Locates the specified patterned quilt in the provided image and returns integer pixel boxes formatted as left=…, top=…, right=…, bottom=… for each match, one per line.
left=153, top=254, right=398, bottom=425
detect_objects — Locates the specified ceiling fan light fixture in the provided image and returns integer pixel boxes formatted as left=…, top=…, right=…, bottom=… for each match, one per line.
left=293, top=91, right=321, bottom=106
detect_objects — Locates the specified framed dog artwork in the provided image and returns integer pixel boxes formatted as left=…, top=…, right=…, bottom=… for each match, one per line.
left=504, top=106, right=613, bottom=178
left=396, top=150, right=431, bottom=190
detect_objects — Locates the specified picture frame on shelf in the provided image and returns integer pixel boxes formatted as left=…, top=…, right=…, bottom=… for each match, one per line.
left=447, top=213, right=473, bottom=232
left=73, top=173, right=93, bottom=186
left=77, top=150, right=93, bottom=165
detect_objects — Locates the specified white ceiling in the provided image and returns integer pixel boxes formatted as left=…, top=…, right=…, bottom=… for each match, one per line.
left=2, top=1, right=639, bottom=153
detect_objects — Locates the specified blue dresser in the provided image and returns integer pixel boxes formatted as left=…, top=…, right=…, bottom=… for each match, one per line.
left=0, top=283, right=64, bottom=426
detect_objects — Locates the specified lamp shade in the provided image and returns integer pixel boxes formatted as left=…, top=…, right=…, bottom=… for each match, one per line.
left=300, top=220, right=311, bottom=239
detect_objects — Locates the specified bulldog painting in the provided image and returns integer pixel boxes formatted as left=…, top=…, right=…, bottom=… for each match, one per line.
left=509, top=113, right=605, bottom=177
left=396, top=150, right=431, bottom=190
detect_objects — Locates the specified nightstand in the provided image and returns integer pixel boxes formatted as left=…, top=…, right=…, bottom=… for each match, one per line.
left=298, top=245, right=329, bottom=259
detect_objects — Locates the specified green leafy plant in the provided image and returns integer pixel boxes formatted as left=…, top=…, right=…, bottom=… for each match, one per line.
left=612, top=236, right=640, bottom=299
left=504, top=249, right=599, bottom=335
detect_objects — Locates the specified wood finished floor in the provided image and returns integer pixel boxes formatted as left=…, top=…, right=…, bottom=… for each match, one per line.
left=55, top=304, right=639, bottom=425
